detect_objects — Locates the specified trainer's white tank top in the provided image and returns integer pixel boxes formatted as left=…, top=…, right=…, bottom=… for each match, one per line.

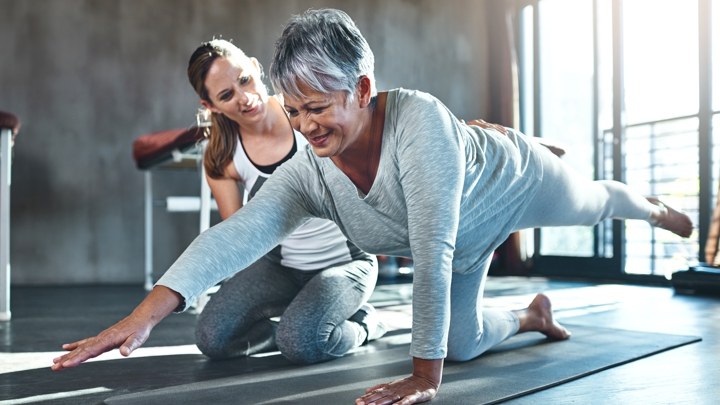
left=233, top=127, right=358, bottom=270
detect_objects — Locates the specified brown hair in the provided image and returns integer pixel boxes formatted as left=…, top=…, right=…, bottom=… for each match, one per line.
left=187, top=39, right=247, bottom=179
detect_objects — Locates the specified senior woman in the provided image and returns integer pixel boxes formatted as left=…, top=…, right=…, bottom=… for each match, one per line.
left=53, top=8, right=692, bottom=405
left=266, top=9, right=690, bottom=404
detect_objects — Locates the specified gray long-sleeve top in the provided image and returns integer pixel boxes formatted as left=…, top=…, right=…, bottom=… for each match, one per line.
left=157, top=88, right=544, bottom=360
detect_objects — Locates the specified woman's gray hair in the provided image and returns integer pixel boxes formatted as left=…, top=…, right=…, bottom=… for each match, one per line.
left=270, top=8, right=376, bottom=102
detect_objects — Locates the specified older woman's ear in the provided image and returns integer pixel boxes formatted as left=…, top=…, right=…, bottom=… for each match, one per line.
left=356, top=76, right=374, bottom=108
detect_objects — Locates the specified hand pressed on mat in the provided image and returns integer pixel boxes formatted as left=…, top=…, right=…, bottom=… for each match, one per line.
left=356, top=358, right=443, bottom=405
left=51, top=286, right=182, bottom=371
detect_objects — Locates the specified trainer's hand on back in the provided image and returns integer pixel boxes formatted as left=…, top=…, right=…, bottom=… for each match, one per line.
left=459, top=118, right=508, bottom=135
left=51, top=313, right=153, bottom=371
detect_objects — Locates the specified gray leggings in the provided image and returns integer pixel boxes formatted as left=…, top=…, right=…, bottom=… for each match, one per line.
left=446, top=142, right=656, bottom=362
left=195, top=255, right=377, bottom=364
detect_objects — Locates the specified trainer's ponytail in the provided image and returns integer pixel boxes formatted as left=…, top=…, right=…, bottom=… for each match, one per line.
left=187, top=40, right=245, bottom=179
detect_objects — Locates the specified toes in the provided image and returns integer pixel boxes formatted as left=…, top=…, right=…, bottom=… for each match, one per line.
left=557, top=324, right=571, bottom=340
left=528, top=294, right=571, bottom=340
left=544, top=321, right=571, bottom=340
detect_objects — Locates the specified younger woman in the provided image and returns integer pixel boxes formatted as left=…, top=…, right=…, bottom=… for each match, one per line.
left=185, top=39, right=383, bottom=363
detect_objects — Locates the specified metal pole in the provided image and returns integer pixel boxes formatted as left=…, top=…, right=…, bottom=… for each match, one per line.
left=698, top=0, right=712, bottom=261
left=612, top=0, right=626, bottom=272
left=199, top=140, right=211, bottom=233
left=533, top=0, right=542, bottom=258
left=0, top=128, right=12, bottom=321
left=144, top=171, right=153, bottom=291
left=593, top=0, right=601, bottom=256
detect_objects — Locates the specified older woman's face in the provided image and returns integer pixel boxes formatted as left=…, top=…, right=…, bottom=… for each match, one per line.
left=283, top=83, right=365, bottom=158
left=201, top=56, right=269, bottom=125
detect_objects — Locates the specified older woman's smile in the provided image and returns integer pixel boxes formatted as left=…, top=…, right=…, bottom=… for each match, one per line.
left=308, top=133, right=330, bottom=147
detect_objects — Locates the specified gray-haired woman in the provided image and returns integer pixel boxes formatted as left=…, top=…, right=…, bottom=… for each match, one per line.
left=53, top=8, right=692, bottom=405
left=266, top=10, right=689, bottom=404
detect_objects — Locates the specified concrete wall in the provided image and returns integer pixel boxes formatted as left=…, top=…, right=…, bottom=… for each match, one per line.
left=0, top=0, right=491, bottom=285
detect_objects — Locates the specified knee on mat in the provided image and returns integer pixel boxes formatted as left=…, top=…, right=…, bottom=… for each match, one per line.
left=195, top=327, right=232, bottom=360
left=275, top=321, right=327, bottom=365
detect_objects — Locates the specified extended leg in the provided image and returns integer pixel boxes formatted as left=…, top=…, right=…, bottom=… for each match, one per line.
left=515, top=143, right=691, bottom=236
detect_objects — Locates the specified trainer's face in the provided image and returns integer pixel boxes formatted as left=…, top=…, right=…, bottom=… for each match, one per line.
left=201, top=56, right=269, bottom=125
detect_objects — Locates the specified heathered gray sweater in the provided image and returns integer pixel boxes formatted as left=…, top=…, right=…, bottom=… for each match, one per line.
left=157, top=88, right=543, bottom=359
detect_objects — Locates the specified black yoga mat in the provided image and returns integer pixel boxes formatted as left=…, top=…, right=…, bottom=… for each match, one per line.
left=103, top=325, right=700, bottom=405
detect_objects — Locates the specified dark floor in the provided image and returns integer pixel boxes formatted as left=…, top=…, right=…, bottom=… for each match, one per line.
left=0, top=278, right=718, bottom=404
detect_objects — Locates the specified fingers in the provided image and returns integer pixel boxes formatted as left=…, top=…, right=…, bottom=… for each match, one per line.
left=356, top=390, right=396, bottom=405
left=52, top=327, right=145, bottom=370
left=358, top=390, right=411, bottom=405
left=61, top=338, right=88, bottom=351
left=119, top=332, right=143, bottom=357
left=356, top=376, right=437, bottom=405
left=365, top=383, right=387, bottom=394
left=463, top=118, right=508, bottom=135
left=467, top=119, right=487, bottom=126
left=494, top=124, right=508, bottom=135
left=51, top=312, right=156, bottom=372
left=52, top=338, right=108, bottom=371
left=396, top=393, right=421, bottom=405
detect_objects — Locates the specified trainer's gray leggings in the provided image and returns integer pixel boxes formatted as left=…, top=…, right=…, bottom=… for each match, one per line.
left=446, top=142, right=655, bottom=362
left=195, top=255, right=377, bottom=364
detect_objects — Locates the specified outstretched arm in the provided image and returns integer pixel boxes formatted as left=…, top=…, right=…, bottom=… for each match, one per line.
left=53, top=158, right=316, bottom=370
left=52, top=285, right=182, bottom=371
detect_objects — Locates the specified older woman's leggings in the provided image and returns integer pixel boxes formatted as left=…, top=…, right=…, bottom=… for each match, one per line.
left=446, top=142, right=656, bottom=361
left=195, top=254, right=377, bottom=364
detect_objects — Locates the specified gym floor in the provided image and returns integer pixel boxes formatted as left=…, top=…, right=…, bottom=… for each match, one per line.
left=1, top=277, right=718, bottom=404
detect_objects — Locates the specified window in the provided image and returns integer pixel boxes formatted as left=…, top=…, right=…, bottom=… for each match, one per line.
left=519, top=0, right=710, bottom=278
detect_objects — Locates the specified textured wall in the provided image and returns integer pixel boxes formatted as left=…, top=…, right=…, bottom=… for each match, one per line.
left=0, top=0, right=490, bottom=284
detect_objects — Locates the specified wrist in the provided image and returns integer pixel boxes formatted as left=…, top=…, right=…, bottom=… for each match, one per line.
left=132, top=285, right=183, bottom=327
left=412, top=357, right=444, bottom=389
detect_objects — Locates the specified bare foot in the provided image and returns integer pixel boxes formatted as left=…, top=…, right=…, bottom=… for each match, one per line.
left=647, top=197, right=693, bottom=238
left=513, top=294, right=571, bottom=340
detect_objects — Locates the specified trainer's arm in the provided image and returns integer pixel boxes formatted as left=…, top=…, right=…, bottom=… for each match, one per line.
left=207, top=173, right=243, bottom=220
left=207, top=158, right=249, bottom=220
